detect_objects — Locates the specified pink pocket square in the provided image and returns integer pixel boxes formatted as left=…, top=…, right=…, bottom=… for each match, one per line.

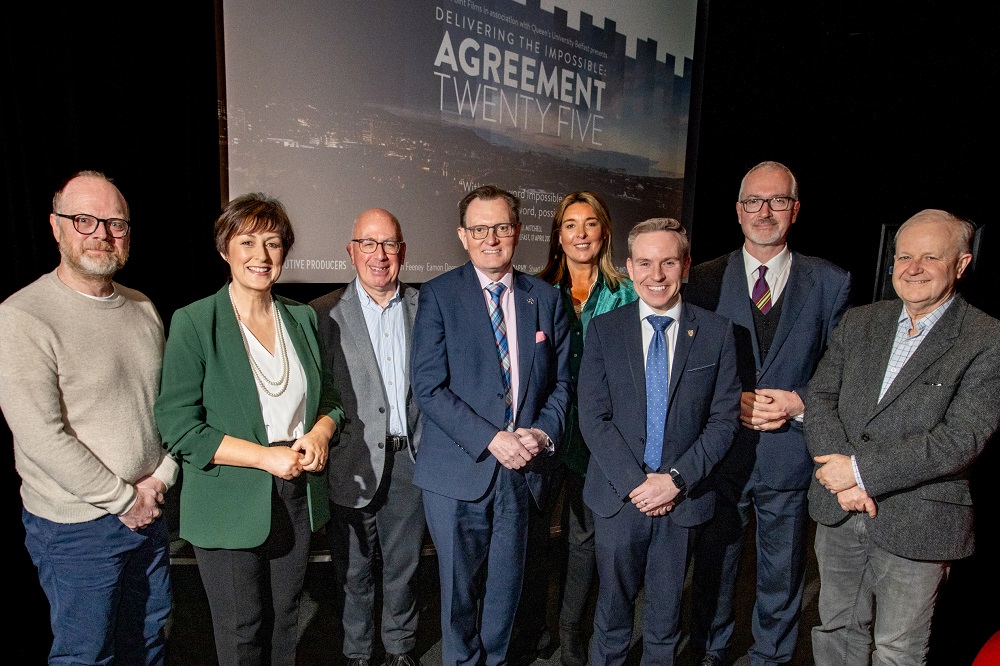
left=535, top=331, right=547, bottom=343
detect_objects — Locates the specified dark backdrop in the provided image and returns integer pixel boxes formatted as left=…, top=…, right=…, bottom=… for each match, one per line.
left=3, top=1, right=997, bottom=663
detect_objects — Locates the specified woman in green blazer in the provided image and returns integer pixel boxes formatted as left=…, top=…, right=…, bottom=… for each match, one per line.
left=155, top=194, right=343, bottom=666
left=525, top=191, right=637, bottom=665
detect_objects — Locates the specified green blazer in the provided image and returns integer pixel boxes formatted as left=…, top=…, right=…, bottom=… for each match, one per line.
left=155, top=283, right=344, bottom=549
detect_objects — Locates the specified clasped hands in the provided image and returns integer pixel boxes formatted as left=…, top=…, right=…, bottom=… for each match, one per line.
left=119, top=475, right=167, bottom=530
left=628, top=473, right=683, bottom=517
left=814, top=453, right=877, bottom=518
left=266, top=431, right=330, bottom=480
left=488, top=428, right=549, bottom=469
left=741, top=389, right=803, bottom=431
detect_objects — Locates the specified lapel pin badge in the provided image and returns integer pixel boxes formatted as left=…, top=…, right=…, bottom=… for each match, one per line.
left=527, top=297, right=535, bottom=305
left=688, top=329, right=694, bottom=337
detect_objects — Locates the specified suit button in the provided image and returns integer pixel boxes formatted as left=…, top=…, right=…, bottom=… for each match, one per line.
left=861, top=434, right=870, bottom=442
left=379, top=407, right=386, bottom=413
left=378, top=442, right=385, bottom=449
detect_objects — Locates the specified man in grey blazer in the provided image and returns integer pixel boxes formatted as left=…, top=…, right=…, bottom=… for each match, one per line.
left=311, top=208, right=425, bottom=666
left=806, top=209, right=1000, bottom=665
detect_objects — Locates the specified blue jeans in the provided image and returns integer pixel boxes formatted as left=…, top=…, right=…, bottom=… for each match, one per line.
left=23, top=509, right=172, bottom=666
left=812, top=516, right=950, bottom=666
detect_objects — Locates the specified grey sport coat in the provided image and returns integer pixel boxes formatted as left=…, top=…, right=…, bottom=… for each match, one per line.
left=805, top=295, right=1000, bottom=560
left=311, top=281, right=422, bottom=509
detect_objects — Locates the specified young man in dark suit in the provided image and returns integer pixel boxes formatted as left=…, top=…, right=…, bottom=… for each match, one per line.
left=579, top=218, right=741, bottom=666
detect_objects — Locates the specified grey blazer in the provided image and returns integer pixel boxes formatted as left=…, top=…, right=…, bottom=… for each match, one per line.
left=805, top=295, right=1000, bottom=561
left=311, top=281, right=422, bottom=509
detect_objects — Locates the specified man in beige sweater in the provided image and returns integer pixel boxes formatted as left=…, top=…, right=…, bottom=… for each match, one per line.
left=0, top=171, right=178, bottom=665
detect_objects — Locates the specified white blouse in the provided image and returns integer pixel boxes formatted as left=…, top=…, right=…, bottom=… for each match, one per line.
left=240, top=318, right=308, bottom=443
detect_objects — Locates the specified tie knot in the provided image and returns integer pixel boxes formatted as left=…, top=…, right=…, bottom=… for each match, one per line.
left=487, top=282, right=506, bottom=301
left=758, top=265, right=768, bottom=279
left=647, top=314, right=673, bottom=332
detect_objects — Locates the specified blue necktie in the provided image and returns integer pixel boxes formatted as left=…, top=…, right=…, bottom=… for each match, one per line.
left=644, top=314, right=673, bottom=471
left=487, top=282, right=514, bottom=431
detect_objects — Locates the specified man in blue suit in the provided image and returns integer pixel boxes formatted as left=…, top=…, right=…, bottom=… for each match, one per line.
left=685, top=161, right=852, bottom=666
left=411, top=185, right=571, bottom=666
left=580, top=218, right=741, bottom=666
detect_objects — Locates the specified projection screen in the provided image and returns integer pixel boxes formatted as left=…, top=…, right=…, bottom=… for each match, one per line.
left=220, top=0, right=700, bottom=283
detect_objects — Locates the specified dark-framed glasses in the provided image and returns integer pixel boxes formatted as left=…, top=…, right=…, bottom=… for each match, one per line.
left=54, top=212, right=130, bottom=238
left=464, top=223, right=518, bottom=240
left=351, top=238, right=403, bottom=255
left=738, top=196, right=797, bottom=213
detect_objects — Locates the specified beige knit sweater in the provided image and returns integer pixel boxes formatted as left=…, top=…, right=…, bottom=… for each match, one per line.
left=0, top=271, right=178, bottom=523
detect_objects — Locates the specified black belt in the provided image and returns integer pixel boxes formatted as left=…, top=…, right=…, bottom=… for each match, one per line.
left=385, top=435, right=409, bottom=453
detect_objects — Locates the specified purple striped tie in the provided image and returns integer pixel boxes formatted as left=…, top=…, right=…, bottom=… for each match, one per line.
left=752, top=265, right=772, bottom=314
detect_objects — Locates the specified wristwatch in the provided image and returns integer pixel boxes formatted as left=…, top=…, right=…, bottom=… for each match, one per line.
left=669, top=468, right=687, bottom=494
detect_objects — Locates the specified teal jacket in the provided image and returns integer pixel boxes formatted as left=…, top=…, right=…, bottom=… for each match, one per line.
left=559, top=274, right=637, bottom=476
left=155, top=283, right=344, bottom=549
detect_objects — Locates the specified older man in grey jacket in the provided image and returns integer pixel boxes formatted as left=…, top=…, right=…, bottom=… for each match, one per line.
left=805, top=209, right=1000, bottom=666
left=311, top=208, right=424, bottom=666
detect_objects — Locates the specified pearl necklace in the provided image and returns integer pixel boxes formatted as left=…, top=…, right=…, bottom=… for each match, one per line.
left=229, top=285, right=290, bottom=398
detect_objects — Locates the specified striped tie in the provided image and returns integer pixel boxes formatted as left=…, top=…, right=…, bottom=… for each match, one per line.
left=487, top=282, right=514, bottom=431
left=752, top=265, right=772, bottom=314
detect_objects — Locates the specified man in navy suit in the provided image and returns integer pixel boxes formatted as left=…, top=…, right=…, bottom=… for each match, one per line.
left=579, top=218, right=741, bottom=666
left=411, top=185, right=571, bottom=665
left=685, top=161, right=851, bottom=666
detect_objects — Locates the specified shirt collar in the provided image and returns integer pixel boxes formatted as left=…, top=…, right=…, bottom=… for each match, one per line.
left=638, top=295, right=683, bottom=324
left=742, top=243, right=790, bottom=277
left=897, top=295, right=955, bottom=331
left=354, top=277, right=401, bottom=310
left=474, top=266, right=514, bottom=292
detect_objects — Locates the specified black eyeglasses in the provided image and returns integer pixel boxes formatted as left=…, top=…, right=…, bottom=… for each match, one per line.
left=738, top=197, right=797, bottom=213
left=54, top=213, right=130, bottom=238
left=463, top=223, right=518, bottom=240
left=351, top=238, right=403, bottom=255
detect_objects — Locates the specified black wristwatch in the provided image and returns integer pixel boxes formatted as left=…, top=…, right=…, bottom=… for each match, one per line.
left=669, top=468, right=687, bottom=494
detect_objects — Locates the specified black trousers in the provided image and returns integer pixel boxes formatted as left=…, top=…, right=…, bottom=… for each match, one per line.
left=194, top=475, right=311, bottom=666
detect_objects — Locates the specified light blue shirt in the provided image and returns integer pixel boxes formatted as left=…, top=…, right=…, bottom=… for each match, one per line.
left=356, top=278, right=408, bottom=437
left=877, top=296, right=954, bottom=402
left=854, top=295, right=955, bottom=490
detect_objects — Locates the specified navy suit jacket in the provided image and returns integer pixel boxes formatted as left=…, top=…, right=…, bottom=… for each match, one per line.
left=684, top=250, right=851, bottom=489
left=411, top=262, right=571, bottom=507
left=580, top=300, right=741, bottom=526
